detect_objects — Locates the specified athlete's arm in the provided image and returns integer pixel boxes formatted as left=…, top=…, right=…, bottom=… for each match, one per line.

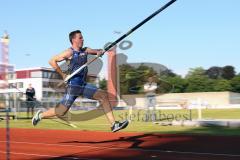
left=85, top=47, right=103, bottom=56
left=49, top=49, right=72, bottom=79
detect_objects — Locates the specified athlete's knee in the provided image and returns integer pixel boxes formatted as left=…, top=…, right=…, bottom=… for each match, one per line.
left=55, top=103, right=69, bottom=117
left=96, top=91, right=109, bottom=103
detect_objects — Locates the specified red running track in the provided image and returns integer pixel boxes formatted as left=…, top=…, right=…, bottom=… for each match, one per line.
left=0, top=128, right=240, bottom=160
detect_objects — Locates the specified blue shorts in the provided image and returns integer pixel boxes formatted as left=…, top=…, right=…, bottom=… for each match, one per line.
left=60, top=82, right=98, bottom=108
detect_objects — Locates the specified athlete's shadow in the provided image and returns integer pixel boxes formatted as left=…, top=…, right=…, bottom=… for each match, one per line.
left=59, top=133, right=162, bottom=150
left=48, top=134, right=163, bottom=160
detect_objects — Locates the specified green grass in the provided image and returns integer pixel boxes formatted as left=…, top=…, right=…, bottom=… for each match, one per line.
left=1, top=109, right=240, bottom=136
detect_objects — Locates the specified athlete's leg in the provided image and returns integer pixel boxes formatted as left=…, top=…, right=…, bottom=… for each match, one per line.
left=92, top=89, right=115, bottom=125
left=81, top=83, right=115, bottom=125
left=92, top=90, right=129, bottom=132
left=74, top=83, right=129, bottom=132
left=84, top=84, right=129, bottom=132
left=40, top=103, right=71, bottom=118
left=41, top=108, right=56, bottom=118
left=32, top=85, right=77, bottom=126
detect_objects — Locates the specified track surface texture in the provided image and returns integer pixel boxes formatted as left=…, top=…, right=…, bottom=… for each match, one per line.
left=1, top=128, right=240, bottom=160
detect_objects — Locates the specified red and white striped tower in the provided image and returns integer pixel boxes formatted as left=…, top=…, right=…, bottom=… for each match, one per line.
left=0, top=31, right=10, bottom=88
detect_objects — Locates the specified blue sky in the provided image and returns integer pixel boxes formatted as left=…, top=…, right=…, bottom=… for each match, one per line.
left=0, top=0, right=240, bottom=77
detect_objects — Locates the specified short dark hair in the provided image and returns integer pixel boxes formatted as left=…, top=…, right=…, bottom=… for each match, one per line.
left=69, top=30, right=81, bottom=44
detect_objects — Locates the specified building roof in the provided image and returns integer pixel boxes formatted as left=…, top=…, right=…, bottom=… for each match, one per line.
left=15, top=67, right=53, bottom=72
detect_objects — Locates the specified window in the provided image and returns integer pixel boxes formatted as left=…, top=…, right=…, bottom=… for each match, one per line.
left=48, top=72, right=54, bottom=79
left=43, top=91, right=48, bottom=97
left=17, top=82, right=23, bottom=88
left=8, top=73, right=15, bottom=80
left=8, top=83, right=15, bottom=89
left=43, top=81, right=49, bottom=88
left=43, top=72, right=49, bottom=78
left=48, top=72, right=62, bottom=79
left=31, top=71, right=42, bottom=78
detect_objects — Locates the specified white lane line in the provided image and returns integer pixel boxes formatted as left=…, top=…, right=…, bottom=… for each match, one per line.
left=1, top=140, right=240, bottom=157
left=0, top=150, right=100, bottom=160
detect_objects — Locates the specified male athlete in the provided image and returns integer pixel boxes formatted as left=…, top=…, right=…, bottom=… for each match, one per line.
left=32, top=30, right=129, bottom=132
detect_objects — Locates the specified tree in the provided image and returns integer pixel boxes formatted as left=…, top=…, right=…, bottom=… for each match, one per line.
left=231, top=75, right=240, bottom=92
left=119, top=64, right=158, bottom=94
left=222, top=65, right=236, bottom=80
left=99, top=78, right=107, bottom=90
left=205, top=66, right=222, bottom=79
left=119, top=64, right=136, bottom=94
left=161, top=76, right=187, bottom=93
left=213, top=79, right=232, bottom=91
left=185, top=67, right=214, bottom=92
left=160, top=69, right=177, bottom=77
left=185, top=76, right=214, bottom=92
left=185, top=67, right=206, bottom=78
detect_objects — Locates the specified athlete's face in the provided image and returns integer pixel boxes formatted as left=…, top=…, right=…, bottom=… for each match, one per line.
left=73, top=33, right=84, bottom=48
